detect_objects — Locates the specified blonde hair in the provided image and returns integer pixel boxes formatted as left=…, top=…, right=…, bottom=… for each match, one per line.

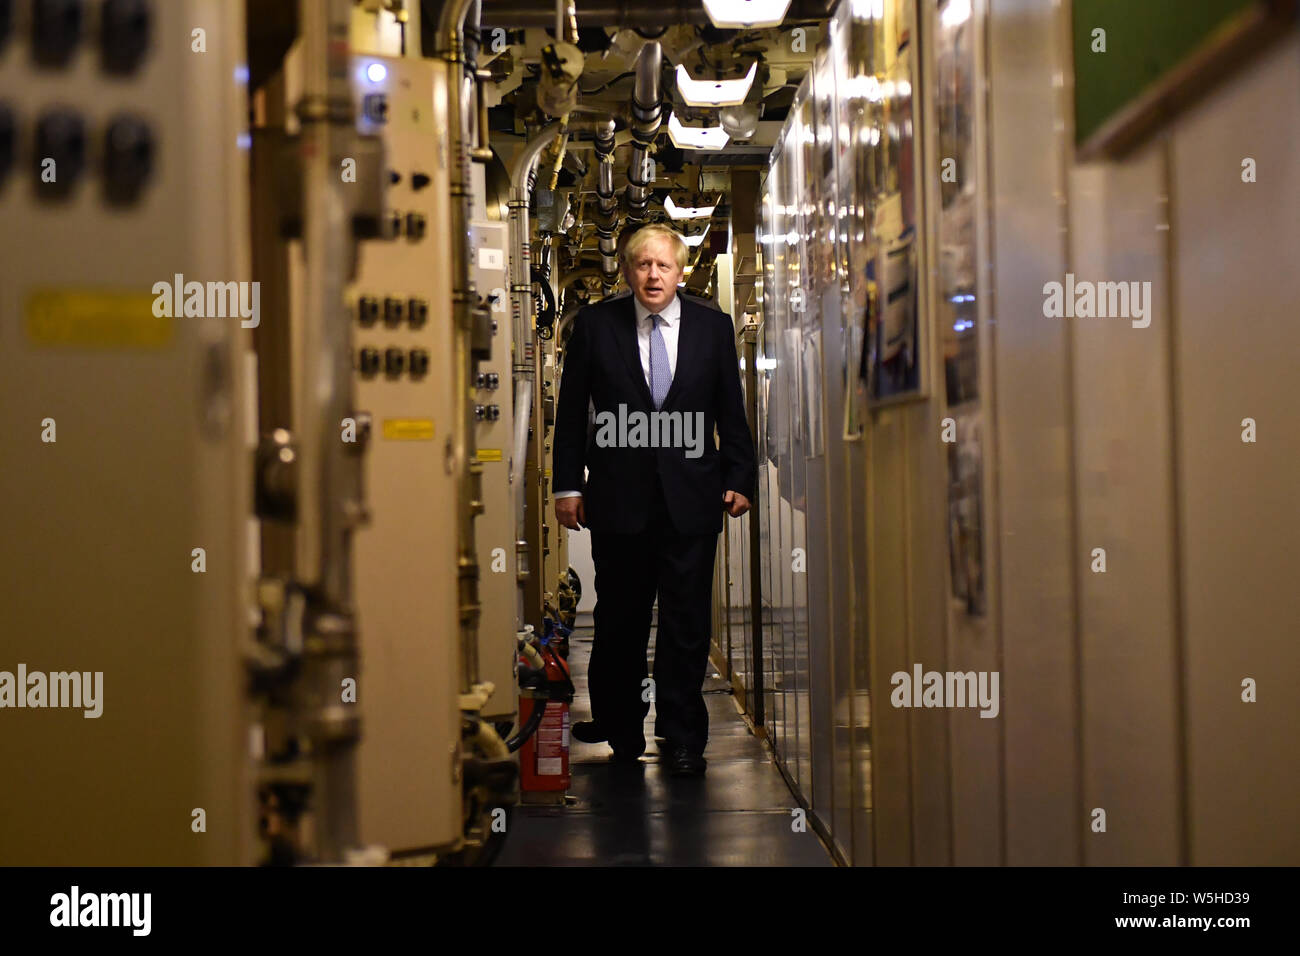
left=620, top=224, right=689, bottom=271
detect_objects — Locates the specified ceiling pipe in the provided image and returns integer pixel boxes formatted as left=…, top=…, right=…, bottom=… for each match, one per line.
left=624, top=40, right=661, bottom=224
left=590, top=117, right=620, bottom=291
left=479, top=0, right=834, bottom=27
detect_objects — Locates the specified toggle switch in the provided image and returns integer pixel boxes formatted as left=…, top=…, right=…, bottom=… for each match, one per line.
left=362, top=93, right=387, bottom=124
left=100, top=0, right=151, bottom=74
left=383, top=296, right=404, bottom=327
left=408, top=349, right=429, bottom=377
left=384, top=347, right=405, bottom=377
left=358, top=347, right=380, bottom=377
left=0, top=104, right=13, bottom=186
left=102, top=114, right=154, bottom=204
left=357, top=295, right=380, bottom=326
left=408, top=297, right=428, bottom=328
left=32, top=0, right=83, bottom=68
left=34, top=108, right=86, bottom=198
left=405, top=211, right=426, bottom=240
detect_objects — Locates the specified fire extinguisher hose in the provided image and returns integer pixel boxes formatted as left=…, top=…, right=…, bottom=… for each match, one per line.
left=505, top=697, right=548, bottom=753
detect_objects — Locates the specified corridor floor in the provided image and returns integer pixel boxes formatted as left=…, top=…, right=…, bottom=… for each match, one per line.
left=494, top=615, right=834, bottom=866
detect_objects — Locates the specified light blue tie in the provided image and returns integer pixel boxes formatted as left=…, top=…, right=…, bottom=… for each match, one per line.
left=648, top=313, right=671, bottom=410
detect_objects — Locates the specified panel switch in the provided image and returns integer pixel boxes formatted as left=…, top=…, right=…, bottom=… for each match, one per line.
left=383, top=296, right=405, bottom=327
left=357, top=295, right=380, bottom=326
left=0, top=104, right=13, bottom=186
left=102, top=114, right=154, bottom=204
left=408, top=297, right=428, bottom=328
left=34, top=108, right=86, bottom=198
left=100, top=0, right=151, bottom=74
left=33, top=0, right=83, bottom=68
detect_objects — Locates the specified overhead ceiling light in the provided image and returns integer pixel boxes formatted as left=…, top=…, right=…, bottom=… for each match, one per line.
left=941, top=0, right=972, bottom=29
left=702, top=0, right=792, bottom=29
left=682, top=226, right=711, bottom=247
left=720, top=102, right=761, bottom=140
left=665, top=196, right=717, bottom=220
left=667, top=114, right=730, bottom=151
left=675, top=62, right=757, bottom=107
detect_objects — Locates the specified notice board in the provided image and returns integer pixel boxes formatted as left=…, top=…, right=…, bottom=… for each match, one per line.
left=1072, top=0, right=1297, bottom=160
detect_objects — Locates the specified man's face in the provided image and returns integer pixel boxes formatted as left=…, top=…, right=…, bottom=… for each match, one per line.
left=625, top=235, right=684, bottom=312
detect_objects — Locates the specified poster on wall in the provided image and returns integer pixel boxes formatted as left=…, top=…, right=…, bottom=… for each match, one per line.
left=861, top=21, right=922, bottom=405
left=937, top=0, right=986, bottom=617
left=1073, top=0, right=1298, bottom=160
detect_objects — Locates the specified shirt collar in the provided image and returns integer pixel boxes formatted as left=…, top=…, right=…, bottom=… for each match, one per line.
left=633, top=292, right=682, bottom=327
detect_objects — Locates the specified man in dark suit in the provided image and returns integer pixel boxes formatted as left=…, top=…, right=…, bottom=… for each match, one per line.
left=552, top=224, right=755, bottom=776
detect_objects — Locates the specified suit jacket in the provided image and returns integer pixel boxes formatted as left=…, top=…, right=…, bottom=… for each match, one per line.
left=552, top=292, right=756, bottom=535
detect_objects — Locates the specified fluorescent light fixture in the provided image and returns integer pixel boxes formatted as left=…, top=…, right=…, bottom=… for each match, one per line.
left=682, top=226, right=711, bottom=247
left=667, top=114, right=730, bottom=151
left=665, top=196, right=717, bottom=220
left=703, top=0, right=792, bottom=28
left=941, top=0, right=971, bottom=28
left=675, top=62, right=757, bottom=107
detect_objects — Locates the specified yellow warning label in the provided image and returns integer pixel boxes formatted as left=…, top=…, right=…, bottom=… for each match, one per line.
left=382, top=418, right=435, bottom=440
left=477, top=448, right=503, bottom=462
left=25, top=290, right=172, bottom=349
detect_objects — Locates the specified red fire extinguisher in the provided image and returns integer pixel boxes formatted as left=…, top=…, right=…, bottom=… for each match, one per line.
left=518, top=629, right=574, bottom=801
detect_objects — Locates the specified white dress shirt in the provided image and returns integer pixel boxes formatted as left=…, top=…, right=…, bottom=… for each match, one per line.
left=634, top=293, right=680, bottom=385
left=554, top=293, right=682, bottom=500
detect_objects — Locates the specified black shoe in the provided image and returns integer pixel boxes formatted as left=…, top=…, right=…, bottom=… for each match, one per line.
left=665, top=744, right=706, bottom=777
left=610, top=740, right=645, bottom=765
left=572, top=721, right=608, bottom=744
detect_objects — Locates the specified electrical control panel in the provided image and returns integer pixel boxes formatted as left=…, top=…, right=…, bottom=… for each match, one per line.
left=470, top=218, right=515, bottom=720
left=0, top=0, right=255, bottom=865
left=340, top=52, right=464, bottom=853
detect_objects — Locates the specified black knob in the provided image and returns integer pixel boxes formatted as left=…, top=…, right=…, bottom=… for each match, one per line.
left=32, top=0, right=83, bottom=68
left=363, top=93, right=388, bottom=124
left=100, top=0, right=151, bottom=74
left=384, top=347, right=405, bottom=377
left=0, top=103, right=13, bottom=186
left=408, top=297, right=428, bottom=328
left=357, top=295, right=380, bottom=326
left=411, top=172, right=431, bottom=191
left=0, top=0, right=13, bottom=54
left=34, top=108, right=86, bottom=198
left=383, top=297, right=405, bottom=327
left=102, top=114, right=154, bottom=204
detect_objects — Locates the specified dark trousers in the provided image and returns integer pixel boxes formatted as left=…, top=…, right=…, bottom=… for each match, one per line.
left=589, top=473, right=719, bottom=754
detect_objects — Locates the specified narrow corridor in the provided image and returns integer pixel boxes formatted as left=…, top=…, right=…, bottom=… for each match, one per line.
left=495, top=614, right=835, bottom=866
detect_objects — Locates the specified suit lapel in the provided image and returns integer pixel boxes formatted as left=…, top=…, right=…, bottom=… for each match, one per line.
left=615, top=296, right=654, bottom=409
left=613, top=294, right=698, bottom=411
left=661, top=296, right=696, bottom=411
